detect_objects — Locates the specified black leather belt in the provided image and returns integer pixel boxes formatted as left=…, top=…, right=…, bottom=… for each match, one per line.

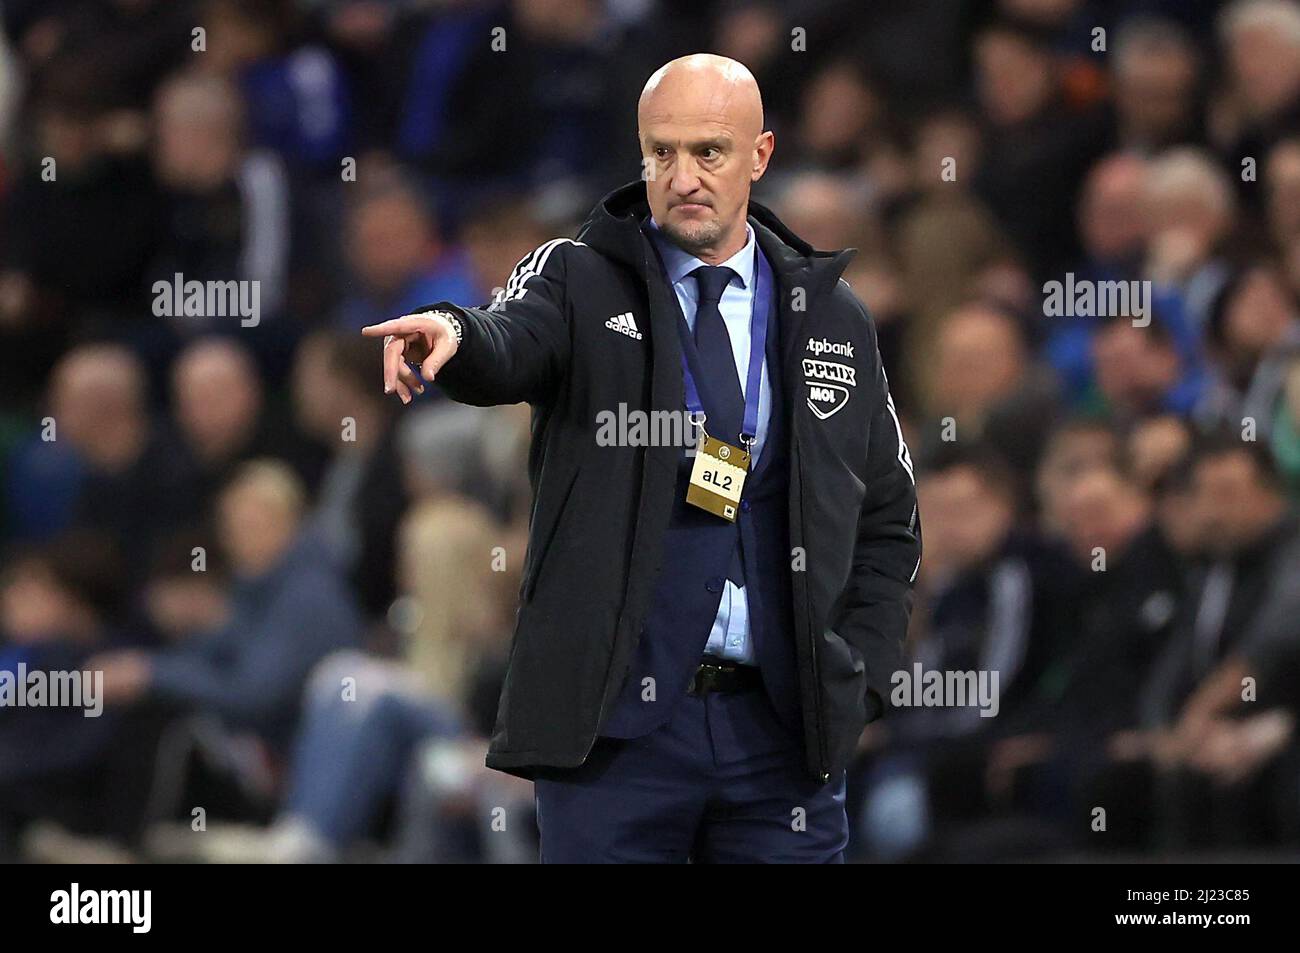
left=687, top=656, right=763, bottom=696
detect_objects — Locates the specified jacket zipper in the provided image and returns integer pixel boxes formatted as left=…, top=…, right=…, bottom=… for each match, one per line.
left=796, top=445, right=832, bottom=783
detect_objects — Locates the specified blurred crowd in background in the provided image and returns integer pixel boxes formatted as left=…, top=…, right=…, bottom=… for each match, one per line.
left=1, top=0, right=1300, bottom=862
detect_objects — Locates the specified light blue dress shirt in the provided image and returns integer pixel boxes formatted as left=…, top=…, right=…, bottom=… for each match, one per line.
left=648, top=217, right=773, bottom=665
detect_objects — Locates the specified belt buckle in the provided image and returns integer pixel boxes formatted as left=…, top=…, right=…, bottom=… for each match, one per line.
left=693, top=659, right=734, bottom=695
left=689, top=665, right=709, bottom=696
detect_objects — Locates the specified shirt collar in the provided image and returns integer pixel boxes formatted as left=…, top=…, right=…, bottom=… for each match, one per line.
left=647, top=215, right=756, bottom=290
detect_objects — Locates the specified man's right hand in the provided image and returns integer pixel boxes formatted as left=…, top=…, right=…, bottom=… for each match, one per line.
left=361, top=311, right=461, bottom=404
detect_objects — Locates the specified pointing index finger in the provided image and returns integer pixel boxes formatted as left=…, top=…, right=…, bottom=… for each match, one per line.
left=362, top=317, right=425, bottom=337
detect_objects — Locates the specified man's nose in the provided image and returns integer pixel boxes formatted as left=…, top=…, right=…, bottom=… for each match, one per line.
left=670, top=156, right=702, bottom=194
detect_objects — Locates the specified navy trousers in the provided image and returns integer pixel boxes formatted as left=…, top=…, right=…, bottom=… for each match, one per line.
left=533, top=686, right=848, bottom=863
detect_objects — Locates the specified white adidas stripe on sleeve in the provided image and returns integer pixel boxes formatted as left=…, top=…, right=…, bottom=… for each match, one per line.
left=490, top=238, right=583, bottom=311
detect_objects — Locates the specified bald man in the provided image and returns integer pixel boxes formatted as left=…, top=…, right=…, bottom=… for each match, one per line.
left=363, top=55, right=921, bottom=863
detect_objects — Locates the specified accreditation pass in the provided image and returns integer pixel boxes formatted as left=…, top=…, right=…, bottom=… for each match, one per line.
left=686, top=432, right=750, bottom=522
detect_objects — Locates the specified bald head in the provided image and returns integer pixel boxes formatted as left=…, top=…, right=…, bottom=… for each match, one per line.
left=639, top=54, right=765, bottom=137
left=45, top=344, right=149, bottom=469
left=638, top=55, right=773, bottom=264
left=1080, top=153, right=1149, bottom=261
left=52, top=345, right=146, bottom=409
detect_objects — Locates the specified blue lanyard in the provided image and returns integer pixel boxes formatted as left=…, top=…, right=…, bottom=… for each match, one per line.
left=675, top=249, right=771, bottom=449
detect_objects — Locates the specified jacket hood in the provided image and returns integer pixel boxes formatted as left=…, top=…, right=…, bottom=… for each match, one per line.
left=576, top=181, right=855, bottom=289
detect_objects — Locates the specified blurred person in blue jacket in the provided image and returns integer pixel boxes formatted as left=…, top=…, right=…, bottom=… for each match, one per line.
left=197, top=0, right=352, bottom=171
left=4, top=344, right=202, bottom=570
left=148, top=496, right=525, bottom=863
left=0, top=531, right=129, bottom=857
left=88, top=459, right=360, bottom=753
left=1141, top=148, right=1237, bottom=338
left=335, top=173, right=479, bottom=333
left=1045, top=153, right=1150, bottom=408
left=1091, top=311, right=1208, bottom=424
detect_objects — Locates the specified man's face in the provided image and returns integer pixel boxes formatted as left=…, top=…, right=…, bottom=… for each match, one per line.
left=1115, top=48, right=1196, bottom=145
left=1193, top=453, right=1281, bottom=555
left=1229, top=26, right=1300, bottom=117
left=153, top=93, right=240, bottom=191
left=931, top=309, right=1025, bottom=418
left=349, top=196, right=432, bottom=295
left=1080, top=160, right=1147, bottom=261
left=0, top=563, right=70, bottom=644
left=974, top=30, right=1054, bottom=127
left=218, top=485, right=295, bottom=577
left=173, top=353, right=261, bottom=461
left=1092, top=324, right=1179, bottom=414
left=639, top=91, right=771, bottom=257
left=1059, top=469, right=1147, bottom=564
left=917, top=467, right=1013, bottom=573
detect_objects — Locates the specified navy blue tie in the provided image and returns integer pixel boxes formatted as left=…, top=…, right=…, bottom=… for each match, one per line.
left=690, top=265, right=744, bottom=445
left=690, top=264, right=745, bottom=586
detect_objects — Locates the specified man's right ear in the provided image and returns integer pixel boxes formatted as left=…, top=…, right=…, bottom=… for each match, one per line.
left=751, top=130, right=774, bottom=182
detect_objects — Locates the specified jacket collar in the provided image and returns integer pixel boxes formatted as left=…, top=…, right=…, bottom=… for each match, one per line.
left=579, top=182, right=853, bottom=286
left=577, top=181, right=857, bottom=361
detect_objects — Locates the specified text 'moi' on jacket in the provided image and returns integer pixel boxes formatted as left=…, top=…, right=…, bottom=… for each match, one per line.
left=421, top=182, right=921, bottom=783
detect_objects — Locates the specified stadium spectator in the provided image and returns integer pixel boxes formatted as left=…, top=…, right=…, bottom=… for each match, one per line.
left=171, top=336, right=327, bottom=502
left=1214, top=0, right=1300, bottom=174
left=1109, top=17, right=1204, bottom=153
left=147, top=496, right=522, bottom=863
left=1265, top=138, right=1300, bottom=300
left=149, top=69, right=290, bottom=346
left=292, top=331, right=407, bottom=618
left=1142, top=147, right=1236, bottom=335
left=335, top=173, right=478, bottom=333
left=919, top=303, right=1059, bottom=478
left=791, top=60, right=888, bottom=173
left=1045, top=152, right=1150, bottom=407
left=971, top=16, right=1108, bottom=280
left=0, top=532, right=129, bottom=856
left=0, top=61, right=163, bottom=406
left=1091, top=313, right=1204, bottom=423
left=8, top=344, right=202, bottom=574
left=1102, top=437, right=1300, bottom=848
left=852, top=447, right=1075, bottom=859
left=88, top=460, right=360, bottom=751
left=1199, top=263, right=1300, bottom=437
left=983, top=464, right=1184, bottom=843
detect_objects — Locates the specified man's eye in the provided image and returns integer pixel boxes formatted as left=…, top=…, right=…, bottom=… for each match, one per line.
left=654, top=148, right=670, bottom=159
left=701, top=148, right=719, bottom=160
